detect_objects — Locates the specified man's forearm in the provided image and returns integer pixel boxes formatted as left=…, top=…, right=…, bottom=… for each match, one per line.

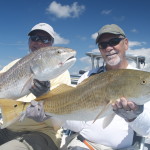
left=129, top=109, right=150, bottom=136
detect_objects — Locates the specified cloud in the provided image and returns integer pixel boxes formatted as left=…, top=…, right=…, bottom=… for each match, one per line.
left=46, top=1, right=85, bottom=18
left=131, top=29, right=138, bottom=33
left=54, top=32, right=69, bottom=45
left=77, top=35, right=87, bottom=41
left=91, top=48, right=99, bottom=53
left=127, top=48, right=150, bottom=57
left=101, top=9, right=112, bottom=15
left=80, top=37, right=87, bottom=41
left=113, top=16, right=125, bottom=21
left=129, top=41, right=146, bottom=48
left=80, top=56, right=90, bottom=62
left=91, top=32, right=98, bottom=40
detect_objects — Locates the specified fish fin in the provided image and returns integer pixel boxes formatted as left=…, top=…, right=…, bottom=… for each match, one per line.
left=93, top=101, right=112, bottom=123
left=20, top=75, right=34, bottom=94
left=0, top=99, right=26, bottom=129
left=36, top=84, right=75, bottom=101
left=29, top=63, right=40, bottom=76
left=102, top=113, right=116, bottom=128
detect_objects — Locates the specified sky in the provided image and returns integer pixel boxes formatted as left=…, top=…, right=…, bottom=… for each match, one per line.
left=0, top=0, right=150, bottom=75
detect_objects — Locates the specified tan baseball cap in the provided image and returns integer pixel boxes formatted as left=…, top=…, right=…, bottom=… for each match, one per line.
left=28, top=23, right=55, bottom=39
left=96, top=24, right=126, bottom=43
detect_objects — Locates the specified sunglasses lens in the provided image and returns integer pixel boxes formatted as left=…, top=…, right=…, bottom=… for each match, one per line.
left=30, top=36, right=39, bottom=42
left=99, top=38, right=124, bottom=49
left=30, top=36, right=51, bottom=44
left=99, top=42, right=108, bottom=49
left=40, top=37, right=50, bottom=44
left=109, top=38, right=121, bottom=46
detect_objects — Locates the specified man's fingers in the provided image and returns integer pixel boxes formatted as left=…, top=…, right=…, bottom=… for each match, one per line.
left=128, top=102, right=138, bottom=111
left=112, top=99, right=122, bottom=110
left=29, top=86, right=41, bottom=96
left=112, top=103, right=117, bottom=110
left=120, top=97, right=131, bottom=111
left=29, top=79, right=50, bottom=97
left=30, top=100, right=38, bottom=106
left=115, top=99, right=123, bottom=109
left=112, top=97, right=137, bottom=111
left=33, top=79, right=44, bottom=90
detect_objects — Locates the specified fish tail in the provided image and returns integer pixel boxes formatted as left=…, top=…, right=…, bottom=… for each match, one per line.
left=0, top=99, right=27, bottom=129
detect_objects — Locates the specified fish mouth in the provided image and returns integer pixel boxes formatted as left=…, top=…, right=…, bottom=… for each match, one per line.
left=65, top=56, right=76, bottom=64
left=59, top=55, right=76, bottom=66
left=66, top=56, right=75, bottom=61
left=65, top=51, right=76, bottom=63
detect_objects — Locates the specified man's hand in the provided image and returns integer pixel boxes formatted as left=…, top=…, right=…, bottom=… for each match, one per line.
left=29, top=79, right=50, bottom=97
left=20, top=100, right=50, bottom=122
left=112, top=97, right=143, bottom=122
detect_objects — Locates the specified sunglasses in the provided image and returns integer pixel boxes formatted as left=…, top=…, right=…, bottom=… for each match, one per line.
left=98, top=38, right=125, bottom=49
left=30, top=35, right=53, bottom=44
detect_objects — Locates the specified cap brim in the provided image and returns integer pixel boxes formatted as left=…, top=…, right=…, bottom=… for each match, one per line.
left=96, top=32, right=125, bottom=44
left=28, top=29, right=52, bottom=37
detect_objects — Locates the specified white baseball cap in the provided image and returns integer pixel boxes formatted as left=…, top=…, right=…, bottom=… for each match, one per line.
left=28, top=23, right=55, bottom=39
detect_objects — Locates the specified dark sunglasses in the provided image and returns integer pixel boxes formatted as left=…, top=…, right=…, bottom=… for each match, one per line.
left=30, top=35, right=53, bottom=44
left=98, top=38, right=125, bottom=49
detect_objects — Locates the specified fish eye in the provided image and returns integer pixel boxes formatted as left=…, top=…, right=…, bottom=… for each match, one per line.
left=141, top=80, right=146, bottom=84
left=14, top=104, right=18, bottom=108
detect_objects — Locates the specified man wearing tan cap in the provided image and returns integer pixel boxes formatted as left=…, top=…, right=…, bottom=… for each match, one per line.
left=61, top=24, right=150, bottom=150
left=0, top=23, right=71, bottom=150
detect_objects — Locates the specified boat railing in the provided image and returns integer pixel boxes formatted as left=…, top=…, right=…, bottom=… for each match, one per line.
left=85, top=52, right=145, bottom=69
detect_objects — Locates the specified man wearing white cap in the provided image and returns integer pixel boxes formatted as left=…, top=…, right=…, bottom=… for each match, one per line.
left=28, top=23, right=54, bottom=52
left=0, top=23, right=71, bottom=150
